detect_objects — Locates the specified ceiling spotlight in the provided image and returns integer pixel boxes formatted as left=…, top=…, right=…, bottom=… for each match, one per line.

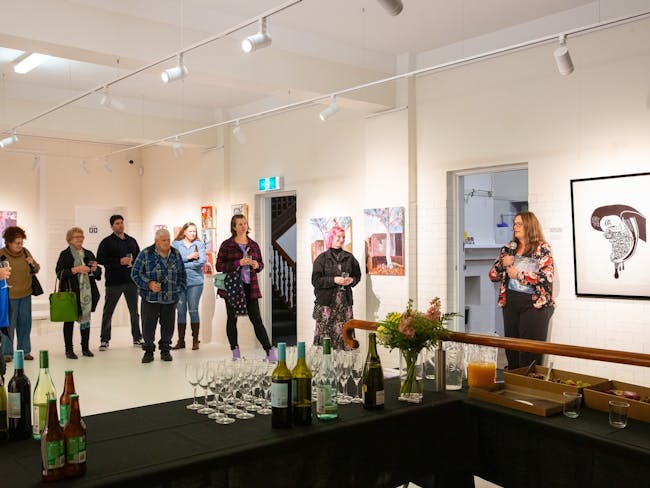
left=554, top=35, right=574, bottom=76
left=377, top=0, right=403, bottom=16
left=232, top=121, right=246, bottom=144
left=242, top=17, right=272, bottom=53
left=172, top=136, right=183, bottom=158
left=161, top=54, right=188, bottom=83
left=100, top=87, right=126, bottom=111
left=319, top=96, right=339, bottom=121
left=14, top=53, right=51, bottom=74
left=0, top=132, right=18, bottom=148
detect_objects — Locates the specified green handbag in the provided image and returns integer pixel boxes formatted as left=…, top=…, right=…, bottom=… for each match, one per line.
left=49, top=274, right=79, bottom=322
left=213, top=272, right=226, bottom=291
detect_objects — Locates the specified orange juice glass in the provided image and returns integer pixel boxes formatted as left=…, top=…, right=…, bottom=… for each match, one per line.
left=467, top=361, right=496, bottom=388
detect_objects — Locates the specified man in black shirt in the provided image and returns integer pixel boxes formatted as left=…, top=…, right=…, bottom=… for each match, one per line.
left=96, top=215, right=143, bottom=350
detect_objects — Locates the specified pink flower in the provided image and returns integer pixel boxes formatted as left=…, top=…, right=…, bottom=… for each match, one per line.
left=398, top=311, right=416, bottom=338
left=424, top=298, right=441, bottom=322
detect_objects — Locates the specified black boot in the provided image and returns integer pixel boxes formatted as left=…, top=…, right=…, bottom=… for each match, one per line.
left=172, top=323, right=186, bottom=350
left=81, top=328, right=94, bottom=357
left=64, top=323, right=77, bottom=359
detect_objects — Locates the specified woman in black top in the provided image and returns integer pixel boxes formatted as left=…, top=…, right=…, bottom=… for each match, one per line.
left=311, top=225, right=361, bottom=350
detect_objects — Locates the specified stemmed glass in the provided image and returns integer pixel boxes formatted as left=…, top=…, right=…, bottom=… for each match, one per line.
left=232, top=360, right=255, bottom=420
left=197, top=362, right=215, bottom=415
left=335, top=350, right=352, bottom=405
left=215, top=361, right=236, bottom=424
left=257, top=360, right=273, bottom=415
left=350, top=350, right=364, bottom=403
left=207, top=361, right=225, bottom=420
left=307, top=345, right=322, bottom=401
left=339, top=271, right=349, bottom=290
left=125, top=252, right=133, bottom=268
left=185, top=362, right=203, bottom=410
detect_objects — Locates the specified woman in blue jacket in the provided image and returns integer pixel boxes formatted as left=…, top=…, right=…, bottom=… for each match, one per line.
left=171, top=222, right=206, bottom=350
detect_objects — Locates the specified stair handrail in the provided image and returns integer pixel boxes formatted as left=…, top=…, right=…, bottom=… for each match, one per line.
left=271, top=239, right=295, bottom=268
left=343, top=319, right=650, bottom=368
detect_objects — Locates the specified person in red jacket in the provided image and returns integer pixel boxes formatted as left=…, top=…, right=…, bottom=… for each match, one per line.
left=216, top=214, right=276, bottom=361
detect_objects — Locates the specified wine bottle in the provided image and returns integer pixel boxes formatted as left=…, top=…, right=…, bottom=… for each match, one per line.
left=63, top=394, right=87, bottom=478
left=315, top=337, right=338, bottom=421
left=271, top=342, right=292, bottom=428
left=0, top=373, right=7, bottom=441
left=59, top=370, right=76, bottom=427
left=33, top=350, right=57, bottom=439
left=41, top=398, right=65, bottom=482
left=361, top=332, right=385, bottom=410
left=291, top=341, right=312, bottom=426
left=7, top=350, right=31, bottom=441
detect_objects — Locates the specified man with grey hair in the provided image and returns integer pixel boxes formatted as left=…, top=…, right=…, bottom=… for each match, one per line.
left=131, top=228, right=186, bottom=363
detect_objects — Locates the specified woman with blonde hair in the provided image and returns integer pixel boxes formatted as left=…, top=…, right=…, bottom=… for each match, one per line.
left=55, top=227, right=102, bottom=359
left=171, top=222, right=206, bottom=350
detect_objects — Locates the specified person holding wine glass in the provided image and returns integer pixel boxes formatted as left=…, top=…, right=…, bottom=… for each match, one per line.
left=488, top=211, right=555, bottom=369
left=0, top=226, right=41, bottom=363
left=216, top=214, right=276, bottom=361
left=171, top=222, right=206, bottom=350
left=0, top=260, right=10, bottom=377
left=55, top=227, right=102, bottom=359
left=311, top=225, right=361, bottom=351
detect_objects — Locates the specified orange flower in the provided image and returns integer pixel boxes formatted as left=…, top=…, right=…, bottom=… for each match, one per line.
left=424, top=298, right=441, bottom=322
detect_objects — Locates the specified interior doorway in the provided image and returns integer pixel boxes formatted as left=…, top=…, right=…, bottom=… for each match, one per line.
left=451, top=166, right=528, bottom=337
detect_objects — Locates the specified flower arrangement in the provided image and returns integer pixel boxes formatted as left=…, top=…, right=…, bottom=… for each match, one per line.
left=377, top=298, right=458, bottom=401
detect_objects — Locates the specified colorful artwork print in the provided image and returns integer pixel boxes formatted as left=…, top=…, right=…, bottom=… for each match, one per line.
left=0, top=211, right=17, bottom=248
left=309, top=216, right=352, bottom=263
left=204, top=252, right=216, bottom=275
left=201, top=206, right=215, bottom=229
left=201, top=228, right=216, bottom=252
left=364, top=207, right=405, bottom=276
left=231, top=204, right=249, bottom=221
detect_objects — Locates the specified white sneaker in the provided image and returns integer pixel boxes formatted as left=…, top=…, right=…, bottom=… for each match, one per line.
left=99, top=342, right=109, bottom=351
left=133, top=339, right=144, bottom=347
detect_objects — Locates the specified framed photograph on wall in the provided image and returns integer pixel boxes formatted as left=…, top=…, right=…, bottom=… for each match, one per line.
left=231, top=203, right=249, bottom=220
left=570, top=172, right=649, bottom=299
left=363, top=207, right=405, bottom=276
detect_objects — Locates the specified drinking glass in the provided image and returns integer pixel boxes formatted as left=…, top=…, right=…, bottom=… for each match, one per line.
left=125, top=253, right=133, bottom=267
left=307, top=345, right=322, bottom=401
left=215, top=362, right=236, bottom=424
left=197, top=362, right=215, bottom=414
left=257, top=360, right=273, bottom=415
left=466, top=344, right=497, bottom=388
left=335, top=350, right=352, bottom=404
left=185, top=363, right=203, bottom=410
left=339, top=271, right=349, bottom=290
left=350, top=350, right=364, bottom=403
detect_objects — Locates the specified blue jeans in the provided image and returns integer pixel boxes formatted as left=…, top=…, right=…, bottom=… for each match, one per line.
left=2, top=296, right=32, bottom=357
left=176, top=284, right=203, bottom=324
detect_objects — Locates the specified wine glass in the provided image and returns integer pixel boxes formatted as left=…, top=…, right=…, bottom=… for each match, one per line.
left=339, top=271, right=349, bottom=290
left=350, top=350, right=364, bottom=403
left=334, top=350, right=351, bottom=405
left=215, top=362, right=236, bottom=424
left=197, top=362, right=215, bottom=415
left=185, top=363, right=203, bottom=410
left=256, top=360, right=273, bottom=415
left=125, top=252, right=133, bottom=267
left=0, top=260, right=11, bottom=289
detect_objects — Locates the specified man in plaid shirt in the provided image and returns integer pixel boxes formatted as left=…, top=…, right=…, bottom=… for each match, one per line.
left=131, top=229, right=186, bottom=363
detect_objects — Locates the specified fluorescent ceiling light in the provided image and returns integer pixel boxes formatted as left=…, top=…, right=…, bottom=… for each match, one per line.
left=319, top=96, right=338, bottom=121
left=14, top=53, right=51, bottom=74
left=242, top=18, right=272, bottom=53
left=161, top=54, right=188, bottom=83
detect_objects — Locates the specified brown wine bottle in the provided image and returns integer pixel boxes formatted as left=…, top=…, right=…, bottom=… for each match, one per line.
left=59, top=371, right=76, bottom=426
left=63, top=394, right=87, bottom=478
left=41, top=398, right=65, bottom=482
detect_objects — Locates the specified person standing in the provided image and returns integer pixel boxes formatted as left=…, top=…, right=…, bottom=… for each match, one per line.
left=96, top=214, right=143, bottom=350
left=55, top=228, right=102, bottom=359
left=171, top=222, right=206, bottom=350
left=131, top=229, right=186, bottom=363
left=489, top=211, right=555, bottom=369
left=0, top=262, right=11, bottom=377
left=0, top=226, right=40, bottom=362
left=216, top=214, right=276, bottom=361
left=311, top=226, right=361, bottom=351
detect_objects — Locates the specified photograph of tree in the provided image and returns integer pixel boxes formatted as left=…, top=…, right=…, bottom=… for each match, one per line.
left=364, top=207, right=405, bottom=276
left=309, top=216, right=352, bottom=263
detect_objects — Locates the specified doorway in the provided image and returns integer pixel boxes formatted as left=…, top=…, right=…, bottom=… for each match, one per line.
left=451, top=166, right=528, bottom=336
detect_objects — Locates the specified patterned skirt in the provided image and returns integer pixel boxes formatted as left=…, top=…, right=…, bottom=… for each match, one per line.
left=312, top=289, right=354, bottom=351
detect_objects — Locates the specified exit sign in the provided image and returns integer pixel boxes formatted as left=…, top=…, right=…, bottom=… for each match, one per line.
left=258, top=176, right=283, bottom=192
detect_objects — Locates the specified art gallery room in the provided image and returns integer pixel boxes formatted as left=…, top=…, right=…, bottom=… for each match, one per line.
left=2, top=0, right=650, bottom=486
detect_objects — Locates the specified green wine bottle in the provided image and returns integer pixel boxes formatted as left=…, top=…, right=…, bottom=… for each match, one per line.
left=362, top=333, right=384, bottom=409
left=316, top=337, right=338, bottom=420
left=291, top=342, right=312, bottom=425
left=271, top=342, right=292, bottom=428
left=33, top=351, right=57, bottom=440
left=0, top=373, right=8, bottom=441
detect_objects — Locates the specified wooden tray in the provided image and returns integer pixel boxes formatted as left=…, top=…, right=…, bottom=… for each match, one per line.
left=468, top=383, right=564, bottom=417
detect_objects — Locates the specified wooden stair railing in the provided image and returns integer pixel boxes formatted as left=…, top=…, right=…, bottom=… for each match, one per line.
left=343, top=319, right=650, bottom=368
left=271, top=239, right=296, bottom=312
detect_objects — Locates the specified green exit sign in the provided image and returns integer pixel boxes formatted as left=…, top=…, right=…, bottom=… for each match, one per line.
left=258, top=176, right=282, bottom=192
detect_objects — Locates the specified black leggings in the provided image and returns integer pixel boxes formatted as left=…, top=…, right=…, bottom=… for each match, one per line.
left=502, top=288, right=554, bottom=369
left=225, top=284, right=272, bottom=352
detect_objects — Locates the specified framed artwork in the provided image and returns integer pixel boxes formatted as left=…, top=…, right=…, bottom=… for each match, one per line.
left=571, top=172, right=649, bottom=299
left=204, top=251, right=216, bottom=275
left=201, top=228, right=216, bottom=252
left=0, top=210, right=17, bottom=248
left=309, top=216, right=352, bottom=263
left=232, top=203, right=249, bottom=221
left=364, top=207, right=405, bottom=276
left=153, top=224, right=167, bottom=232
left=201, top=206, right=215, bottom=229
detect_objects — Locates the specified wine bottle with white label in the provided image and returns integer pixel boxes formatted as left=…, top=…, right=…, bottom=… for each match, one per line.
left=271, top=342, right=292, bottom=428
left=361, top=333, right=384, bottom=410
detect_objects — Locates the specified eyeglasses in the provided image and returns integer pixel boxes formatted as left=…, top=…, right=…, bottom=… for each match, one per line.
left=513, top=222, right=524, bottom=228
left=72, top=235, right=85, bottom=239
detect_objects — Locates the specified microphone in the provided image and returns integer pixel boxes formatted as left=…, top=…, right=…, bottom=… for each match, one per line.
left=506, top=241, right=517, bottom=255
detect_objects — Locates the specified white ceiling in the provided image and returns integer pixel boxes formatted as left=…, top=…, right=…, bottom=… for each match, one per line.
left=0, top=0, right=648, bottom=146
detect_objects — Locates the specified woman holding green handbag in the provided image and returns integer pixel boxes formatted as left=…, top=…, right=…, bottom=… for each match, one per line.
left=55, top=227, right=102, bottom=359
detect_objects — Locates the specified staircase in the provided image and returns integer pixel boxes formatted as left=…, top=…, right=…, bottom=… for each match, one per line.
left=271, top=196, right=297, bottom=345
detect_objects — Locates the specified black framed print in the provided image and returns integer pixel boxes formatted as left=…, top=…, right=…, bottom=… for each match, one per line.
left=570, top=172, right=649, bottom=299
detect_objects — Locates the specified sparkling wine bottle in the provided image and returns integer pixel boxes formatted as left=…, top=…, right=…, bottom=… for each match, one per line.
left=315, top=337, right=338, bottom=420
left=7, top=350, right=31, bottom=441
left=63, top=394, right=87, bottom=478
left=271, top=342, right=292, bottom=428
left=33, top=350, right=57, bottom=439
left=59, top=370, right=76, bottom=427
left=41, top=398, right=65, bottom=482
left=291, top=342, right=312, bottom=426
left=361, top=332, right=385, bottom=410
